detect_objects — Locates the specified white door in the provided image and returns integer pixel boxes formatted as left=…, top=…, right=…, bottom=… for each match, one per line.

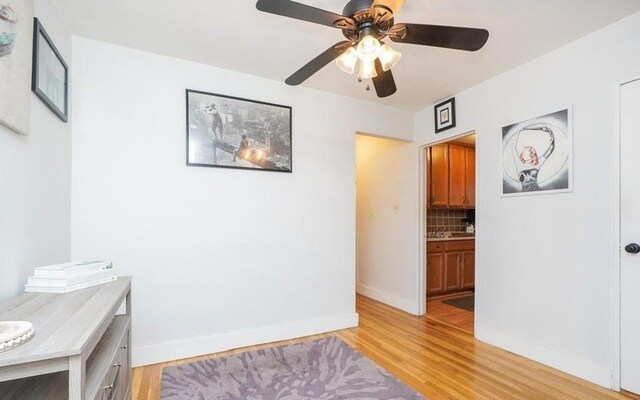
left=621, top=78, right=640, bottom=395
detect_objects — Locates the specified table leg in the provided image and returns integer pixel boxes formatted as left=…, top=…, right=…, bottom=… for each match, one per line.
left=69, top=355, right=85, bottom=400
left=126, top=289, right=132, bottom=399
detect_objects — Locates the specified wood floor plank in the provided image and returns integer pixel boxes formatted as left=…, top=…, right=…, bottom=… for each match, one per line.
left=132, top=295, right=635, bottom=400
left=426, top=293, right=475, bottom=333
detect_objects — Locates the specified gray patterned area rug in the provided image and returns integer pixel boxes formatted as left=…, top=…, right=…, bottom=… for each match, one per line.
left=161, top=336, right=425, bottom=399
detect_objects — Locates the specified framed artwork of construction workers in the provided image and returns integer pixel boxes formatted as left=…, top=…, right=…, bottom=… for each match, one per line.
left=186, top=89, right=292, bottom=173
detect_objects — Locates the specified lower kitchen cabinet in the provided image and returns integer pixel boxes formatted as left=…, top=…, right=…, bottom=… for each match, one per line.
left=427, top=240, right=475, bottom=297
left=426, top=253, right=445, bottom=296
left=461, top=251, right=475, bottom=290
left=444, top=253, right=462, bottom=292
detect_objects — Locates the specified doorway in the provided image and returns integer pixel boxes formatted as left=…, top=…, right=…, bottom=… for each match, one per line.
left=619, top=78, right=640, bottom=396
left=422, top=132, right=476, bottom=334
left=355, top=133, right=420, bottom=314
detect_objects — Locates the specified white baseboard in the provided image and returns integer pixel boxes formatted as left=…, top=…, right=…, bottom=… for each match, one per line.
left=357, top=284, right=419, bottom=315
left=476, top=325, right=612, bottom=389
left=132, top=312, right=359, bottom=367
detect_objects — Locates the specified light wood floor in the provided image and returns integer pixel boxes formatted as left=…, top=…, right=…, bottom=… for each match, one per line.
left=133, top=295, right=635, bottom=400
left=426, top=292, right=475, bottom=333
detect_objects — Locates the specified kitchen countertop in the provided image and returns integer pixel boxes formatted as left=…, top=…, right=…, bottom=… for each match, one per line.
left=427, top=236, right=475, bottom=242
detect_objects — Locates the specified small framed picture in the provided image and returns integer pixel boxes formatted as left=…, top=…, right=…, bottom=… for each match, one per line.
left=434, top=97, right=456, bottom=133
left=31, top=18, right=68, bottom=122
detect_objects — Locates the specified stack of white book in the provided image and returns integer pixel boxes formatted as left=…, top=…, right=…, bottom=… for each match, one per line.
left=25, top=261, right=116, bottom=293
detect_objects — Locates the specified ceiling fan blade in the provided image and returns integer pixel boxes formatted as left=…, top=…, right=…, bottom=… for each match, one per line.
left=391, top=23, right=489, bottom=51
left=285, top=41, right=351, bottom=86
left=372, top=0, right=405, bottom=13
left=372, top=59, right=397, bottom=98
left=256, top=0, right=348, bottom=29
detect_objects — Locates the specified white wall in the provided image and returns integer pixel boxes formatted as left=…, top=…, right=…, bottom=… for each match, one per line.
left=415, top=12, right=640, bottom=388
left=0, top=0, right=71, bottom=303
left=355, top=134, right=419, bottom=314
left=70, top=37, right=413, bottom=367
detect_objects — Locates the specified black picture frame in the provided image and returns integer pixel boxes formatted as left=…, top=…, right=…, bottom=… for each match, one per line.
left=31, top=17, right=69, bottom=122
left=434, top=97, right=456, bottom=133
left=185, top=89, right=293, bottom=173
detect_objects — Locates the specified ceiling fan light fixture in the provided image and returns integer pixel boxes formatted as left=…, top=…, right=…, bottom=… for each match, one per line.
left=254, top=0, right=489, bottom=99
left=378, top=43, right=402, bottom=71
left=335, top=46, right=358, bottom=74
left=359, top=59, right=378, bottom=79
left=356, top=35, right=381, bottom=62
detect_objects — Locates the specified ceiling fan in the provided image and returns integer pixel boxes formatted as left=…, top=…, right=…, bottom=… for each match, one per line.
left=255, top=0, right=489, bottom=98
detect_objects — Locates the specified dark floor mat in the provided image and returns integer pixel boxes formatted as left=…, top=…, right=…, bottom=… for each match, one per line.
left=442, top=295, right=474, bottom=311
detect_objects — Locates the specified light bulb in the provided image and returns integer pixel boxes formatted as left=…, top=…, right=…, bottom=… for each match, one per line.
left=359, top=59, right=378, bottom=79
left=335, top=47, right=358, bottom=74
left=356, top=35, right=381, bottom=63
left=378, top=43, right=401, bottom=71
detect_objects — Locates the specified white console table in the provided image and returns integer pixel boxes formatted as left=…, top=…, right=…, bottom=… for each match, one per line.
left=0, top=277, right=132, bottom=400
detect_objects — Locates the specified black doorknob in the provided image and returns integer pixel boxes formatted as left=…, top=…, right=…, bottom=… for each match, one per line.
left=625, top=243, right=640, bottom=254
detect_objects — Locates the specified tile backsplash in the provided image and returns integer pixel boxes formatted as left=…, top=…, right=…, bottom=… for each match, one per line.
left=427, top=209, right=470, bottom=233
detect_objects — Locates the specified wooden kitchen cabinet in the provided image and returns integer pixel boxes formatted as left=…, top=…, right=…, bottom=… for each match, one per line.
left=444, top=252, right=462, bottom=291
left=427, top=144, right=449, bottom=207
left=465, top=148, right=476, bottom=207
left=448, top=144, right=475, bottom=208
left=461, top=251, right=475, bottom=290
left=426, top=143, right=475, bottom=209
left=448, top=145, right=467, bottom=208
left=427, top=240, right=475, bottom=298
left=426, top=253, right=445, bottom=296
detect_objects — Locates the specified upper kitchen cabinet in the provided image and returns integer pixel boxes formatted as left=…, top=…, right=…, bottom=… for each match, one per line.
left=449, top=145, right=467, bottom=208
left=427, top=143, right=475, bottom=209
left=449, top=144, right=475, bottom=208
left=464, top=146, right=476, bottom=207
left=427, top=144, right=449, bottom=207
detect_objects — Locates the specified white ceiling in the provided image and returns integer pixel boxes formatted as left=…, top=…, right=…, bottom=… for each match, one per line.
left=55, top=0, right=640, bottom=111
